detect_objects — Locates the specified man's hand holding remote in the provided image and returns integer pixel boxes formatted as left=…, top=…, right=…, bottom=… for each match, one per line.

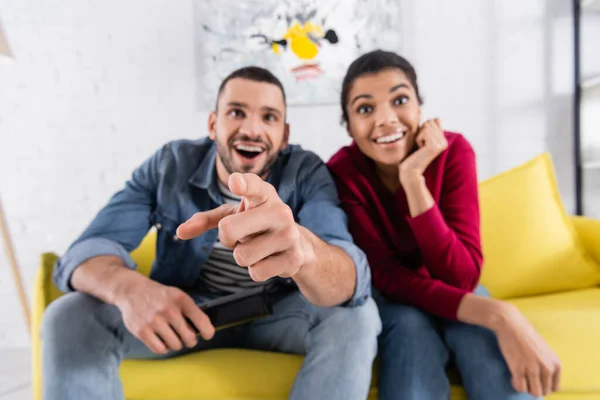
left=71, top=255, right=216, bottom=355
left=112, top=272, right=215, bottom=354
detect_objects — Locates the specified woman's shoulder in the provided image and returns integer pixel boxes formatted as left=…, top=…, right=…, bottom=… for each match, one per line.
left=439, top=131, right=478, bottom=177
left=326, top=143, right=362, bottom=177
left=444, top=131, right=475, bottom=154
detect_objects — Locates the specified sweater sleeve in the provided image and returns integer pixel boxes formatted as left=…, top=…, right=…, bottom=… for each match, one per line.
left=331, top=173, right=469, bottom=321
left=406, top=136, right=483, bottom=291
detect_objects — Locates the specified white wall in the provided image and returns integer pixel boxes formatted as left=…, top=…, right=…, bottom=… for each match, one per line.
left=0, top=0, right=577, bottom=348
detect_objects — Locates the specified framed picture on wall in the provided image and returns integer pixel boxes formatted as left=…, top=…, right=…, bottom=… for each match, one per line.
left=194, top=0, right=403, bottom=109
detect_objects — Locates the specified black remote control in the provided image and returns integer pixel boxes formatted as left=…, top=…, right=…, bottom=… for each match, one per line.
left=187, top=287, right=273, bottom=332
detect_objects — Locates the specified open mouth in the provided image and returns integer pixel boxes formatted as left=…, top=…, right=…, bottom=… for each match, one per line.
left=234, top=144, right=265, bottom=160
left=372, top=130, right=406, bottom=145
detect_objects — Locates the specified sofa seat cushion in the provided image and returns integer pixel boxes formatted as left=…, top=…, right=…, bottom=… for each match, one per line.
left=120, top=349, right=371, bottom=400
left=120, top=348, right=470, bottom=400
left=509, top=288, right=600, bottom=393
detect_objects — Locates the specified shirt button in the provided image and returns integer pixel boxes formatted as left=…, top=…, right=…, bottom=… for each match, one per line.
left=155, top=223, right=162, bottom=230
left=172, top=235, right=179, bottom=241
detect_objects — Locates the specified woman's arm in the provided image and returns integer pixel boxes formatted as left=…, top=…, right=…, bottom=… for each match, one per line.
left=332, top=163, right=561, bottom=398
left=332, top=174, right=470, bottom=320
left=457, top=294, right=561, bottom=398
left=401, top=134, right=482, bottom=290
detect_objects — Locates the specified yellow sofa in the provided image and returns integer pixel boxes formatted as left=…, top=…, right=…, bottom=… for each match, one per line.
left=32, top=153, right=600, bottom=400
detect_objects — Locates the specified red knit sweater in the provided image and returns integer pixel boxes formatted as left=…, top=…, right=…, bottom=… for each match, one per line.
left=327, top=131, right=483, bottom=320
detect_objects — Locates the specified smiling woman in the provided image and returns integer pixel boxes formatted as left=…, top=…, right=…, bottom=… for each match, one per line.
left=327, top=49, right=561, bottom=400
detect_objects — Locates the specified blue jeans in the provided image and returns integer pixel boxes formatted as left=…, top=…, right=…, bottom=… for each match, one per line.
left=41, top=290, right=381, bottom=400
left=374, top=286, right=540, bottom=400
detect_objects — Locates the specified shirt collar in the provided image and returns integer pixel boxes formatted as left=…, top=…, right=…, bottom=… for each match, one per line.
left=189, top=141, right=218, bottom=190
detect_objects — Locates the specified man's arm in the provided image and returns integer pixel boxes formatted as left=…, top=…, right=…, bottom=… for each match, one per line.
left=290, top=155, right=370, bottom=307
left=70, top=253, right=215, bottom=354
left=70, top=255, right=138, bottom=304
left=53, top=146, right=163, bottom=293
left=177, top=164, right=371, bottom=308
left=55, top=144, right=215, bottom=353
left=291, top=225, right=357, bottom=307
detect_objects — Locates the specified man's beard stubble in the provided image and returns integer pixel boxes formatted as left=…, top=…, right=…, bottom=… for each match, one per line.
left=216, top=134, right=279, bottom=179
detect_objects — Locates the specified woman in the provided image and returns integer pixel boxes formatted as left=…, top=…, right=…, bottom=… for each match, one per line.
left=327, top=50, right=561, bottom=400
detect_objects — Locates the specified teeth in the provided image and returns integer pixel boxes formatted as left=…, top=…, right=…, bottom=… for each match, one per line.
left=235, top=145, right=264, bottom=153
left=375, top=132, right=405, bottom=144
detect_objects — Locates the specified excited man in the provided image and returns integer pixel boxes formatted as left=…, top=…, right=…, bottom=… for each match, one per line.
left=42, top=66, right=381, bottom=400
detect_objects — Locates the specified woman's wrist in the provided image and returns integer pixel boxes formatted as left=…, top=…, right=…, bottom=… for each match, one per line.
left=457, top=293, right=516, bottom=332
left=400, top=171, right=435, bottom=217
left=399, top=169, right=424, bottom=188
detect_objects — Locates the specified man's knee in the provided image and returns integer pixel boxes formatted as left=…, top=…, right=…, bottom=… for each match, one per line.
left=41, top=292, right=105, bottom=343
left=314, top=297, right=382, bottom=347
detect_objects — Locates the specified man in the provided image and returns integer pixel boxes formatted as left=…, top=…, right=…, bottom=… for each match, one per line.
left=42, top=66, right=381, bottom=400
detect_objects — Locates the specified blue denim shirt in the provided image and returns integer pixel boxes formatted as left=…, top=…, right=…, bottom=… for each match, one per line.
left=53, top=137, right=371, bottom=306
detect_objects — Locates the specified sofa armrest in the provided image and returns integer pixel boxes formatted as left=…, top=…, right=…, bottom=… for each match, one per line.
left=32, top=252, right=62, bottom=400
left=571, top=216, right=600, bottom=265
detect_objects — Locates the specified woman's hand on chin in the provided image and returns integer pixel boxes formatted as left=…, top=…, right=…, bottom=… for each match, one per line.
left=399, top=118, right=448, bottom=183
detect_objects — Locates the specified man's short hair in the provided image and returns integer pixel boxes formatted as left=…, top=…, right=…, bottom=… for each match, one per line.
left=215, top=66, right=287, bottom=110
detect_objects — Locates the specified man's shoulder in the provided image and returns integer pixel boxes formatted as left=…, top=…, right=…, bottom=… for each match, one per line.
left=147, top=137, right=215, bottom=183
left=277, top=145, right=337, bottom=197
left=161, top=137, right=214, bottom=159
left=280, top=144, right=326, bottom=172
left=283, top=143, right=321, bottom=160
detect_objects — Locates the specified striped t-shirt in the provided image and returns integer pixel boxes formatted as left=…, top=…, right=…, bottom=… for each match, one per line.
left=198, top=181, right=277, bottom=294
